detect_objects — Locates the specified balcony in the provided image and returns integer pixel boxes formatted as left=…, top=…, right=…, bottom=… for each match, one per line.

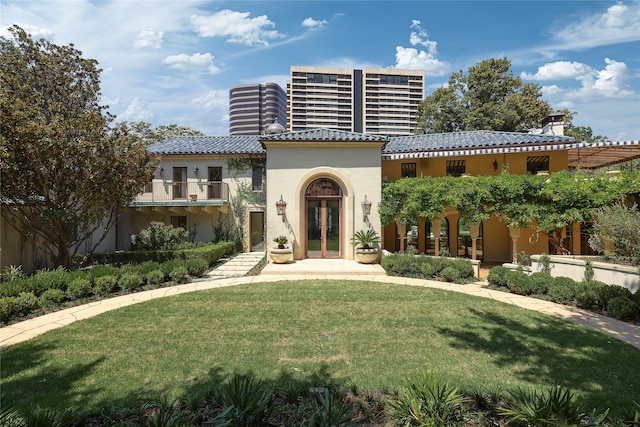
left=130, top=181, right=230, bottom=206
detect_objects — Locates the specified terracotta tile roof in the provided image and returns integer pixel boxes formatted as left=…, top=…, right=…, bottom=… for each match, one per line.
left=147, top=136, right=263, bottom=155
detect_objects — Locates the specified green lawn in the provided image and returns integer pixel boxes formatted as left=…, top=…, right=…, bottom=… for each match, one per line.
left=1, top=280, right=638, bottom=417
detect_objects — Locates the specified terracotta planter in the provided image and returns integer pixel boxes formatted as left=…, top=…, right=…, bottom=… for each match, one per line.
left=355, top=248, right=379, bottom=264
left=189, top=194, right=198, bottom=202
left=269, top=247, right=292, bottom=264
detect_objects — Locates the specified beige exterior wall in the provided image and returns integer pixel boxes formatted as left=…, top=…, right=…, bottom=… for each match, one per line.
left=265, top=142, right=383, bottom=261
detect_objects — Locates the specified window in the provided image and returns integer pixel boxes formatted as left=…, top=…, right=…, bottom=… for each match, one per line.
left=170, top=216, right=187, bottom=229
left=252, top=166, right=263, bottom=191
left=401, top=162, right=416, bottom=178
left=208, top=167, right=222, bottom=199
left=143, top=181, right=153, bottom=193
left=446, top=160, right=466, bottom=177
left=379, top=74, right=409, bottom=85
left=527, top=156, right=549, bottom=175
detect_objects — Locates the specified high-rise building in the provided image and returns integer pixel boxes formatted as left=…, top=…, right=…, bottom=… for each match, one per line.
left=229, top=83, right=287, bottom=135
left=287, top=66, right=424, bottom=136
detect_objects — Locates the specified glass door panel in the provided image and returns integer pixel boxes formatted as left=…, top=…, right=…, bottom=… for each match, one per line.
left=307, top=200, right=322, bottom=257
left=325, top=200, right=340, bottom=257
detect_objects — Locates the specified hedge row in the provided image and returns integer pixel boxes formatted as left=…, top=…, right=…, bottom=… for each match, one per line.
left=382, top=253, right=475, bottom=283
left=0, top=241, right=236, bottom=324
left=487, top=266, right=640, bottom=321
left=76, top=241, right=236, bottom=267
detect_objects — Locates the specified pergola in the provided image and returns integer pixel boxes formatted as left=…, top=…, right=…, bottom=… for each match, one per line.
left=568, top=140, right=640, bottom=169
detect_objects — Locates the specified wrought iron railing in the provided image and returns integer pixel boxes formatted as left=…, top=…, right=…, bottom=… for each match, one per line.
left=132, top=181, right=229, bottom=203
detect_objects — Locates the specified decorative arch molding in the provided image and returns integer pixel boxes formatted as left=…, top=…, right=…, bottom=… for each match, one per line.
left=293, top=167, right=355, bottom=260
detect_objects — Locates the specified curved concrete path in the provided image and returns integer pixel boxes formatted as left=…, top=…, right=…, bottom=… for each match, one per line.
left=1, top=261, right=639, bottom=350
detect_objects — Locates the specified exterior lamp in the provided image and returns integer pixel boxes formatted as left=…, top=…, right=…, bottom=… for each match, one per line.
left=158, top=167, right=164, bottom=178
left=493, top=159, right=498, bottom=172
left=361, top=195, right=372, bottom=221
left=275, top=195, right=287, bottom=219
left=194, top=165, right=199, bottom=176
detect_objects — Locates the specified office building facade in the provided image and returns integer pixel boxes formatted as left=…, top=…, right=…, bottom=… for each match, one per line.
left=287, top=66, right=424, bottom=136
left=229, top=83, right=287, bottom=135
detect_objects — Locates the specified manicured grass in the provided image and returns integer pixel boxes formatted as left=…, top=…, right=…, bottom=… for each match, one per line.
left=1, top=280, right=638, bottom=417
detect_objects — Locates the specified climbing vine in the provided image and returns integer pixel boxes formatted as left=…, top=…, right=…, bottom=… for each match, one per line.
left=379, top=170, right=640, bottom=239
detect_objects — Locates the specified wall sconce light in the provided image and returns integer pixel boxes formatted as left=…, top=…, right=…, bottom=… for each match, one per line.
left=493, top=159, right=498, bottom=172
left=275, top=195, right=287, bottom=219
left=158, top=167, right=164, bottom=178
left=194, top=165, right=199, bottom=176
left=361, top=195, right=372, bottom=221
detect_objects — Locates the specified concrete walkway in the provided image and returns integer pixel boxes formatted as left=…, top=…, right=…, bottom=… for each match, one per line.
left=1, top=257, right=638, bottom=350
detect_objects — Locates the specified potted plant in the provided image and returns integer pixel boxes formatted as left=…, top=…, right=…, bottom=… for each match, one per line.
left=351, top=229, right=381, bottom=264
left=270, top=235, right=292, bottom=263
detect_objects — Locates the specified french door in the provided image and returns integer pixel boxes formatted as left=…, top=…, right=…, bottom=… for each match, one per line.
left=306, top=198, right=341, bottom=258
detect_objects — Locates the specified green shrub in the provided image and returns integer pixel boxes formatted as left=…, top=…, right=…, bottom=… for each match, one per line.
left=487, top=266, right=510, bottom=288
left=146, top=269, right=166, bottom=286
left=185, top=258, right=209, bottom=277
left=169, top=267, right=189, bottom=284
left=548, top=277, right=576, bottom=305
left=588, top=203, right=640, bottom=266
left=529, top=272, right=552, bottom=295
left=0, top=297, right=16, bottom=322
left=88, top=265, right=120, bottom=280
left=14, top=292, right=40, bottom=316
left=0, top=279, right=30, bottom=298
left=93, top=275, right=118, bottom=296
left=500, top=386, right=590, bottom=427
left=1, top=265, right=25, bottom=282
left=119, top=273, right=143, bottom=291
left=574, top=280, right=607, bottom=309
left=30, top=267, right=71, bottom=295
left=429, top=257, right=449, bottom=274
left=161, top=259, right=185, bottom=277
left=607, top=296, right=638, bottom=321
left=66, top=278, right=92, bottom=300
left=505, top=271, right=534, bottom=296
left=596, top=284, right=632, bottom=311
left=39, top=288, right=65, bottom=307
left=381, top=254, right=421, bottom=277
left=131, top=261, right=161, bottom=275
left=439, top=266, right=460, bottom=283
left=420, top=263, right=436, bottom=279
left=130, top=221, right=190, bottom=251
left=451, top=258, right=475, bottom=278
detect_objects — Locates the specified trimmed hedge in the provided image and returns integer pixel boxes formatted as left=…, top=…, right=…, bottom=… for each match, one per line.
left=382, top=254, right=475, bottom=283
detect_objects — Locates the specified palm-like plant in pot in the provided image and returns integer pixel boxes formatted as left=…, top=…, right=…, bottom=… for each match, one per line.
left=273, top=235, right=288, bottom=249
left=351, top=229, right=381, bottom=263
left=270, top=235, right=292, bottom=264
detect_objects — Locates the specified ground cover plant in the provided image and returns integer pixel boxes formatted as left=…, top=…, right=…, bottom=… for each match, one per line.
left=382, top=252, right=475, bottom=282
left=1, top=280, right=638, bottom=425
left=0, top=241, right=235, bottom=325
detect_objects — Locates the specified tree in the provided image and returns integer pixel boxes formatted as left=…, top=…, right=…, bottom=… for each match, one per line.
left=126, top=121, right=205, bottom=144
left=416, top=57, right=552, bottom=134
left=0, top=26, right=155, bottom=268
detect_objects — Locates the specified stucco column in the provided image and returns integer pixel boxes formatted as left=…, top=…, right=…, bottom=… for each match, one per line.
left=432, top=219, right=441, bottom=256
left=469, top=223, right=480, bottom=260
left=509, top=227, right=521, bottom=264
left=571, top=222, right=581, bottom=255
left=396, top=222, right=406, bottom=253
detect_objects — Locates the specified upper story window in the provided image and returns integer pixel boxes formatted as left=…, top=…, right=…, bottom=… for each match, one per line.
left=208, top=166, right=222, bottom=182
left=252, top=166, right=263, bottom=191
left=401, top=162, right=417, bottom=178
left=446, top=160, right=466, bottom=177
left=527, top=156, right=549, bottom=175
left=379, top=74, right=409, bottom=85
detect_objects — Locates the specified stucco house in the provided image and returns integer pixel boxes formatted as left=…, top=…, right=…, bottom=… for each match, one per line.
left=2, top=125, right=639, bottom=273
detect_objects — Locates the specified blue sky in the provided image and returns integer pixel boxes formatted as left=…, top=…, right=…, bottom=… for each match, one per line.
left=2, top=1, right=639, bottom=140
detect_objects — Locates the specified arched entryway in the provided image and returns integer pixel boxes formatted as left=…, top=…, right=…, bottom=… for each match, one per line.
left=305, top=177, right=343, bottom=258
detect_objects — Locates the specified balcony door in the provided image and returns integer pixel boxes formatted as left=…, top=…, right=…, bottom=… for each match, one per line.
left=172, top=167, right=187, bottom=199
left=305, top=178, right=343, bottom=258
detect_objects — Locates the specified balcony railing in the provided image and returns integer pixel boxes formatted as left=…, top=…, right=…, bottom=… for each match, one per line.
left=131, top=181, right=229, bottom=204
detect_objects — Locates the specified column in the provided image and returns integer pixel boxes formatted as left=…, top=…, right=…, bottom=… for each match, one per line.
left=509, top=227, right=521, bottom=264
left=432, top=219, right=441, bottom=256
left=469, top=223, right=480, bottom=260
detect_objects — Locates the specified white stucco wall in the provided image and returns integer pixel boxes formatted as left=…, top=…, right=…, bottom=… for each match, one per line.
left=265, top=143, right=383, bottom=260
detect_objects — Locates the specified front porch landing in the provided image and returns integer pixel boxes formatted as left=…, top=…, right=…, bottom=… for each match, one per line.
left=261, top=258, right=386, bottom=276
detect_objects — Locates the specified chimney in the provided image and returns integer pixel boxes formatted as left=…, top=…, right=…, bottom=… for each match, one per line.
left=541, top=112, right=565, bottom=136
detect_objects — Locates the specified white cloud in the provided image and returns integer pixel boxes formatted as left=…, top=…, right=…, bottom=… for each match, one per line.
left=394, top=46, right=449, bottom=75
left=191, top=9, right=284, bottom=46
left=134, top=29, right=164, bottom=49
left=521, top=61, right=594, bottom=81
left=118, top=97, right=153, bottom=122
left=302, top=17, right=327, bottom=29
left=163, top=53, right=220, bottom=74
left=191, top=90, right=228, bottom=112
left=551, top=3, right=640, bottom=50
left=541, top=85, right=562, bottom=96
left=395, top=20, right=449, bottom=75
left=590, top=58, right=633, bottom=97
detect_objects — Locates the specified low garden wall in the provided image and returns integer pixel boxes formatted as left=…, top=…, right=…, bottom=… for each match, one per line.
left=524, top=255, right=639, bottom=294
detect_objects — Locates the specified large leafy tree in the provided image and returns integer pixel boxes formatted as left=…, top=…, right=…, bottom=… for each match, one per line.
left=0, top=26, right=155, bottom=268
left=126, top=121, right=205, bottom=145
left=416, top=57, right=552, bottom=134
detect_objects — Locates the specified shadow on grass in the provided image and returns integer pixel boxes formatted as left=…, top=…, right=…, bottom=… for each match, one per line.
left=435, top=307, right=640, bottom=413
left=0, top=341, right=106, bottom=409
